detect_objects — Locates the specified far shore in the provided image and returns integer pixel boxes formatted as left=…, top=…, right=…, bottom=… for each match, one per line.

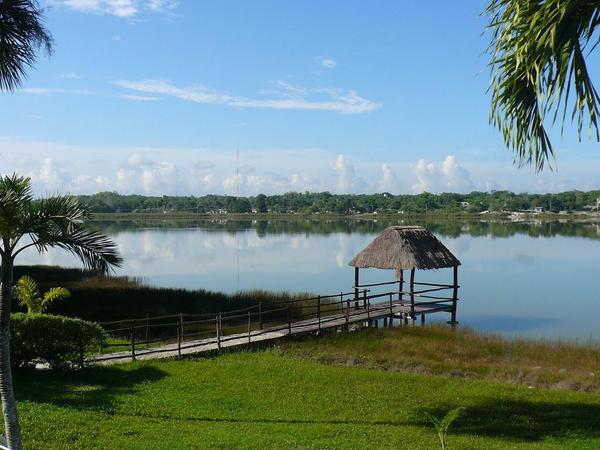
left=90, top=211, right=600, bottom=222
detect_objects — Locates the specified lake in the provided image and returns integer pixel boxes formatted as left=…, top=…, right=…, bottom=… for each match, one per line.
left=18, top=217, right=600, bottom=342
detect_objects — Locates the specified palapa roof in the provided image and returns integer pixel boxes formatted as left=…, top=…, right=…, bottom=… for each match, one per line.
left=348, top=226, right=460, bottom=271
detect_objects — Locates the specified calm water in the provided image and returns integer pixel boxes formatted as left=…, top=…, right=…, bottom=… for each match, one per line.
left=19, top=218, right=600, bottom=342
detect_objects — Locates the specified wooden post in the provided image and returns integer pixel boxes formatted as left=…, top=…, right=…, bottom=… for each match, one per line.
left=410, top=268, right=415, bottom=319
left=345, top=309, right=349, bottom=329
left=399, top=270, right=404, bottom=305
left=287, top=304, right=292, bottom=334
left=317, top=295, right=321, bottom=331
left=449, top=265, right=459, bottom=324
left=247, top=311, right=251, bottom=343
left=179, top=313, right=184, bottom=343
left=259, top=302, right=263, bottom=330
left=177, top=322, right=181, bottom=358
left=130, top=324, right=136, bottom=361
left=421, top=313, right=425, bottom=326
left=354, top=267, right=360, bottom=310
left=216, top=314, right=221, bottom=350
left=145, top=313, right=149, bottom=348
left=389, top=292, right=393, bottom=316
left=340, top=292, right=343, bottom=312
left=365, top=290, right=370, bottom=321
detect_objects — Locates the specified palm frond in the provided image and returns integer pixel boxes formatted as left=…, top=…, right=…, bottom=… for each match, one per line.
left=14, top=275, right=41, bottom=313
left=486, top=0, right=600, bottom=171
left=42, top=286, right=70, bottom=311
left=0, top=0, right=53, bottom=91
left=23, top=194, right=122, bottom=273
left=0, top=174, right=33, bottom=241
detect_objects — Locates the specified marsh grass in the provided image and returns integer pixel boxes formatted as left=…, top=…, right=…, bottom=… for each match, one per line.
left=279, top=324, right=600, bottom=393
left=13, top=266, right=316, bottom=323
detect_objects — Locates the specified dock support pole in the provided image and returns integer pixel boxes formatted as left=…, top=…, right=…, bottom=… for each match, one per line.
left=399, top=270, right=404, bottom=305
left=259, top=302, right=263, bottom=330
left=448, top=265, right=459, bottom=325
left=354, top=267, right=360, bottom=310
left=287, top=304, right=292, bottom=334
left=410, top=268, right=415, bottom=319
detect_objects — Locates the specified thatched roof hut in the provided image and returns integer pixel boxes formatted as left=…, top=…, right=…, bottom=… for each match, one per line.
left=348, top=226, right=460, bottom=271
left=348, top=226, right=460, bottom=323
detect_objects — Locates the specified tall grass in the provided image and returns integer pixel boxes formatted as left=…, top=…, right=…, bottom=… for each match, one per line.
left=13, top=266, right=314, bottom=323
left=279, top=324, right=600, bottom=393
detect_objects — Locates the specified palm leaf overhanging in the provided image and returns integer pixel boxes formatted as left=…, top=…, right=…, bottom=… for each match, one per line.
left=0, top=0, right=53, bottom=91
left=486, top=0, right=600, bottom=171
left=1, top=174, right=123, bottom=273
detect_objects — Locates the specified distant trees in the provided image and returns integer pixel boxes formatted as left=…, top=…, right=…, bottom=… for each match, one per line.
left=77, top=189, right=600, bottom=215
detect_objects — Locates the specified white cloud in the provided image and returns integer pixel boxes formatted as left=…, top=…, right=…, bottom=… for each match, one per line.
left=21, top=87, right=93, bottom=96
left=121, top=94, right=159, bottom=101
left=411, top=155, right=474, bottom=193
left=51, top=0, right=176, bottom=17
left=379, top=163, right=399, bottom=192
left=3, top=138, right=600, bottom=196
left=332, top=154, right=367, bottom=192
left=115, top=79, right=379, bottom=114
left=315, top=56, right=337, bottom=69
left=60, top=72, right=81, bottom=80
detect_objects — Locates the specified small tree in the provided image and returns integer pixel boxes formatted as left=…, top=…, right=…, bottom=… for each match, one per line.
left=14, top=276, right=70, bottom=314
left=427, top=407, right=465, bottom=450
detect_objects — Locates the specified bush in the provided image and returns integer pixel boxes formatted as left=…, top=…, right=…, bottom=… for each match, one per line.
left=10, top=313, right=106, bottom=370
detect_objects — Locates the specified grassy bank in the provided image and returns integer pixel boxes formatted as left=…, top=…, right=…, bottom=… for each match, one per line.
left=15, top=326, right=600, bottom=449
left=280, top=325, right=600, bottom=393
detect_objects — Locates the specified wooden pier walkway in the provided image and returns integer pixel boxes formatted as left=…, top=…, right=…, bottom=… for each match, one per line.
left=91, top=283, right=457, bottom=365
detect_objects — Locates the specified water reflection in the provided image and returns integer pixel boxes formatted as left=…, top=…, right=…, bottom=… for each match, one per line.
left=16, top=218, right=600, bottom=341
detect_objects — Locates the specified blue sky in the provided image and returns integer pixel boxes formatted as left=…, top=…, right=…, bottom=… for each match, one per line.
left=1, top=0, right=599, bottom=195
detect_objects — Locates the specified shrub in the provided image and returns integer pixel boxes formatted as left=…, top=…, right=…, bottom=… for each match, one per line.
left=11, top=313, right=106, bottom=370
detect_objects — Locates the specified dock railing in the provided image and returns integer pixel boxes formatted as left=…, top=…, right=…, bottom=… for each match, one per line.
left=93, top=281, right=458, bottom=363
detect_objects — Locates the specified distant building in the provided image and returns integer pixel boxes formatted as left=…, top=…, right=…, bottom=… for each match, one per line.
left=532, top=206, right=544, bottom=213
left=459, top=201, right=470, bottom=208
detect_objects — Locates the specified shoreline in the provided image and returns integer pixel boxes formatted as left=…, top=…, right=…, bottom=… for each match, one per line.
left=90, top=211, right=600, bottom=222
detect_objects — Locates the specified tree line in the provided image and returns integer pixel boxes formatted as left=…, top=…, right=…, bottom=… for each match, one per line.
left=78, top=190, right=600, bottom=215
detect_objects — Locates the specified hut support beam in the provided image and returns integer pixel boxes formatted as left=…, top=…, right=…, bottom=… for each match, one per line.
left=409, top=268, right=415, bottom=318
left=398, top=270, right=404, bottom=305
left=448, top=265, right=459, bottom=324
left=354, top=267, right=359, bottom=310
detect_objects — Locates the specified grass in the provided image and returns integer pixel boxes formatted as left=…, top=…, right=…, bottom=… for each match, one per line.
left=14, top=329, right=600, bottom=449
left=280, top=325, right=600, bottom=393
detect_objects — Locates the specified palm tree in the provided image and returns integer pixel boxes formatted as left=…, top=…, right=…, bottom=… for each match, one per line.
left=0, top=174, right=122, bottom=450
left=14, top=276, right=70, bottom=314
left=0, top=0, right=53, bottom=91
left=486, top=0, right=600, bottom=171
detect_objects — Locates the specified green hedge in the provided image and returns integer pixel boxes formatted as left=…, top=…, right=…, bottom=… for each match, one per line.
left=11, top=313, right=106, bottom=370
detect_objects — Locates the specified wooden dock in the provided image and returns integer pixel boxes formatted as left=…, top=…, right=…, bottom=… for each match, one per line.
left=91, top=284, right=456, bottom=365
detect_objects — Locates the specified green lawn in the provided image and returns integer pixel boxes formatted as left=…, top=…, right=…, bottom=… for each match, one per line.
left=15, top=349, right=600, bottom=449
